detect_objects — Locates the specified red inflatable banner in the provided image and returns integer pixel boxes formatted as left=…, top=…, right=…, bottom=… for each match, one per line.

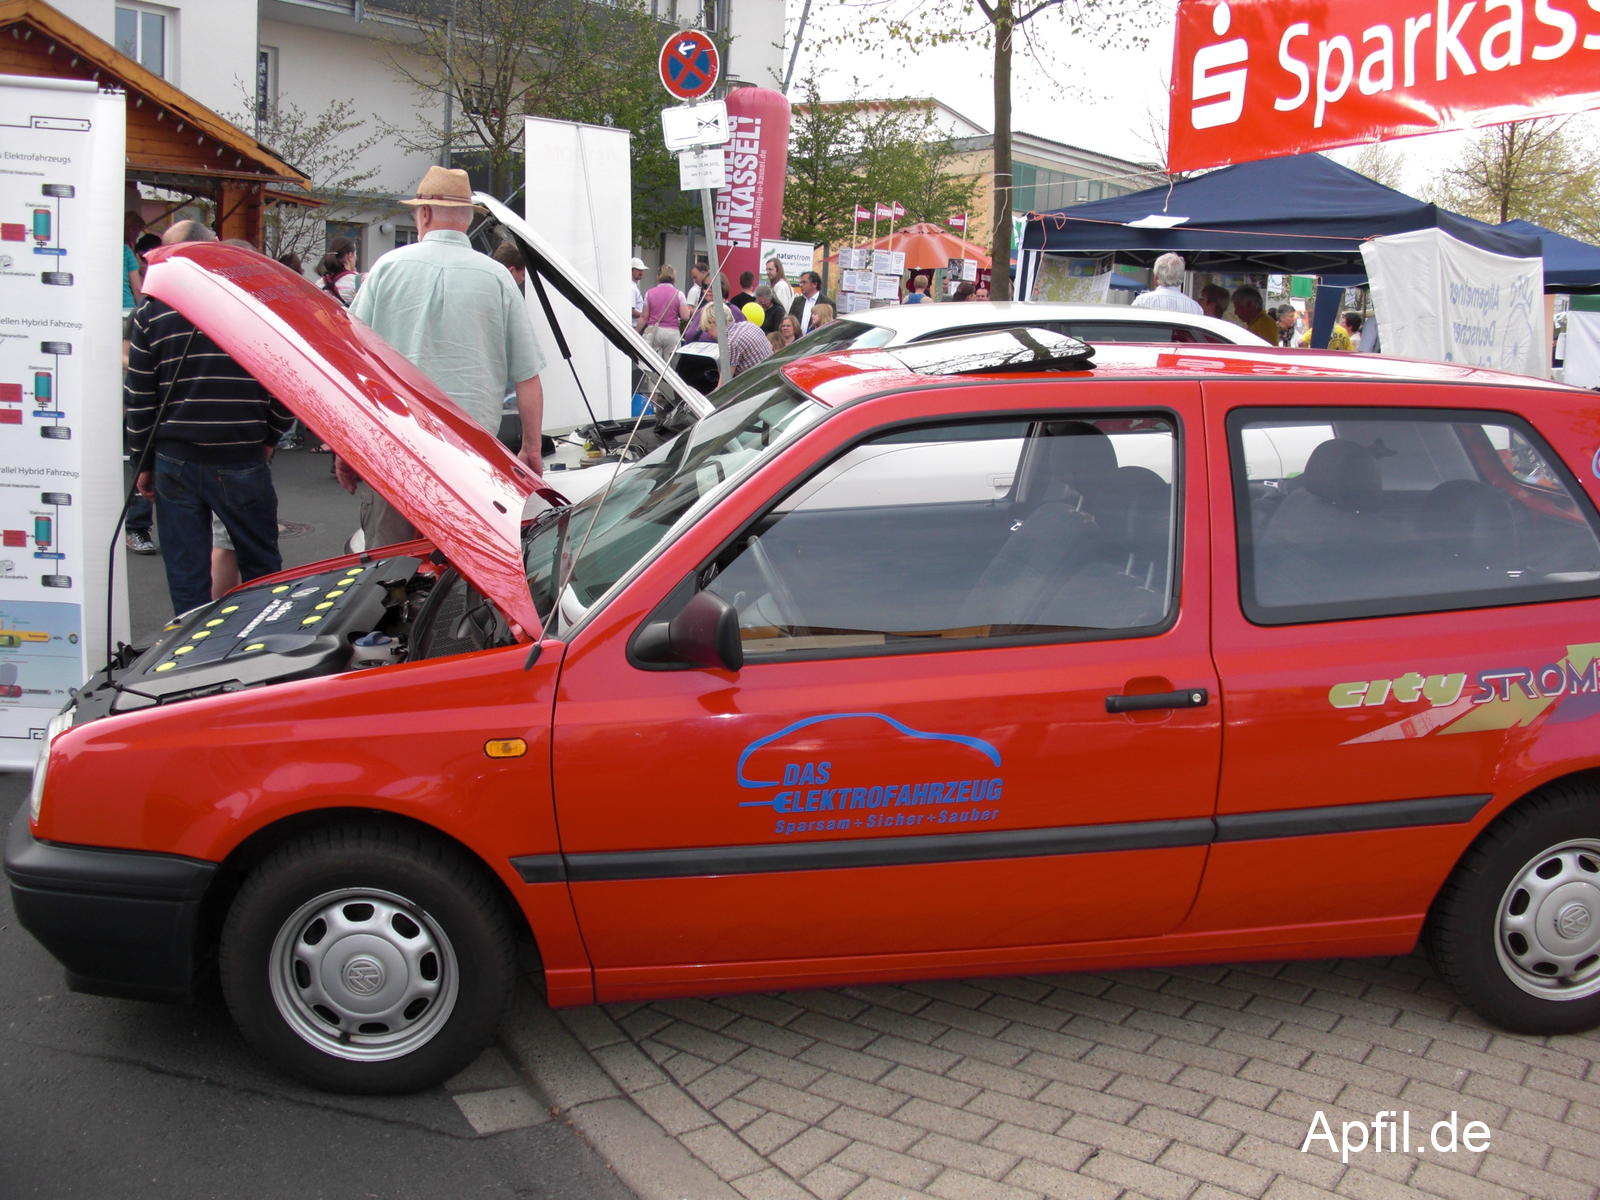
left=712, top=87, right=790, bottom=289
left=1169, top=0, right=1600, bottom=173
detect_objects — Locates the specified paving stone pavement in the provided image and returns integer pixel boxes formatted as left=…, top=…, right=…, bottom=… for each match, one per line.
left=503, top=952, right=1600, bottom=1200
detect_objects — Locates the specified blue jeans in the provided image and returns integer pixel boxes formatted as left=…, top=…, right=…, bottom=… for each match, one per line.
left=153, top=453, right=280, bottom=614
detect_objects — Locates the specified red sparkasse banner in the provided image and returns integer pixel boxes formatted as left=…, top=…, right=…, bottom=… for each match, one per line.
left=1169, top=0, right=1600, bottom=173
left=712, top=87, right=790, bottom=291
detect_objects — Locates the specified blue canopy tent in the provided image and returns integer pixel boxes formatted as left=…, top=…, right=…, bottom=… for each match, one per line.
left=1500, top=219, right=1600, bottom=294
left=1016, top=154, right=1540, bottom=350
left=1018, top=153, right=1537, bottom=275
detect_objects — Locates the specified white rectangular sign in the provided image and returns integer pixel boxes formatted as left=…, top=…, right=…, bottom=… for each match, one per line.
left=523, top=116, right=634, bottom=428
left=678, top=146, right=726, bottom=191
left=0, top=76, right=127, bottom=768
left=660, top=101, right=729, bottom=152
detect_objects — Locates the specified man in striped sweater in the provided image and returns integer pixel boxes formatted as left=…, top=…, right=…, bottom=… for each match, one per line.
left=125, top=221, right=294, bottom=615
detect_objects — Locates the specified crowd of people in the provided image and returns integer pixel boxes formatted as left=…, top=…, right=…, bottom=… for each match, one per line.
left=1133, top=251, right=1372, bottom=351
left=631, top=255, right=841, bottom=374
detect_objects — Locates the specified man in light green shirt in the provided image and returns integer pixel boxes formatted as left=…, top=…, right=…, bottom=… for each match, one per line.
left=339, top=166, right=546, bottom=547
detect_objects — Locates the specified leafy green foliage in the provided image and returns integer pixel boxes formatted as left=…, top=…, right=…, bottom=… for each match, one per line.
left=381, top=0, right=698, bottom=243
left=784, top=77, right=977, bottom=247
left=1429, top=117, right=1600, bottom=243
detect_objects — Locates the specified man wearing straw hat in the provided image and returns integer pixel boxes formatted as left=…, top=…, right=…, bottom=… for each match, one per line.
left=338, top=166, right=545, bottom=548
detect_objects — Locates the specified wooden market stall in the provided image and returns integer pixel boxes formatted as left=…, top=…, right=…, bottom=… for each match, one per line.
left=0, top=0, right=311, bottom=243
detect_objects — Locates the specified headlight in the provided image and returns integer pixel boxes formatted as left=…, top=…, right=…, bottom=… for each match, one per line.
left=28, top=707, right=74, bottom=823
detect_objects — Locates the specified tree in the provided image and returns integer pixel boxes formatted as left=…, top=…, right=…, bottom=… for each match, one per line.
left=381, top=0, right=697, bottom=243
left=856, top=102, right=980, bottom=227
left=227, top=92, right=383, bottom=261
left=784, top=77, right=869, bottom=247
left=821, top=0, right=1161, bottom=298
left=784, top=78, right=979, bottom=248
left=1343, top=141, right=1406, bottom=192
left=1429, top=117, right=1600, bottom=242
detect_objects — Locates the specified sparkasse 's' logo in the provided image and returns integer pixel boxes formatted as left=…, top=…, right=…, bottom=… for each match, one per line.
left=1189, top=2, right=1250, bottom=130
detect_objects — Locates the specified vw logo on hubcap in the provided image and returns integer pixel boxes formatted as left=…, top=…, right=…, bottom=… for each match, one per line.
left=1556, top=902, right=1593, bottom=940
left=343, top=955, right=385, bottom=995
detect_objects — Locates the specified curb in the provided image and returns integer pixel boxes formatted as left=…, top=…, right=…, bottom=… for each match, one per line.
left=500, top=980, right=743, bottom=1200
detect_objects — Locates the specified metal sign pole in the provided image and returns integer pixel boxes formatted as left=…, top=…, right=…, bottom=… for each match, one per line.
left=700, top=186, right=729, bottom=384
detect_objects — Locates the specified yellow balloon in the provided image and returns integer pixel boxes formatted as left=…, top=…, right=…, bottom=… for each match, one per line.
left=741, top=301, right=765, bottom=326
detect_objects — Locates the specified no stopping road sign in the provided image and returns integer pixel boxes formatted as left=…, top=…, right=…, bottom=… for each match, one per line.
left=659, top=30, right=719, bottom=101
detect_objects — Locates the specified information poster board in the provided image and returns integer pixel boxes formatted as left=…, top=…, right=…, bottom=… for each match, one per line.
left=523, top=116, right=633, bottom=428
left=0, top=75, right=126, bottom=769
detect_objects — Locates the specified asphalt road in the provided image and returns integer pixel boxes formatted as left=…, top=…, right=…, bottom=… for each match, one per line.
left=2, top=449, right=637, bottom=1200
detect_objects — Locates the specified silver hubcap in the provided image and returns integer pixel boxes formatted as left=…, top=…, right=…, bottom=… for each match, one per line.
left=1495, top=838, right=1600, bottom=999
left=269, top=887, right=459, bottom=1062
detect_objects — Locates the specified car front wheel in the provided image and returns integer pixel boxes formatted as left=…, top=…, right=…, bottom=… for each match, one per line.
left=219, top=824, right=515, bottom=1094
left=1428, top=785, right=1600, bottom=1034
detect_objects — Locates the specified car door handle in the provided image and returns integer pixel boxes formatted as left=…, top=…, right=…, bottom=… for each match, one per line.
left=1105, top=688, right=1209, bottom=713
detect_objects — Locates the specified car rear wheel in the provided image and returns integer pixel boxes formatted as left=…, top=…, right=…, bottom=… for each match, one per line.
left=1427, top=785, right=1600, bottom=1034
left=219, top=824, right=515, bottom=1094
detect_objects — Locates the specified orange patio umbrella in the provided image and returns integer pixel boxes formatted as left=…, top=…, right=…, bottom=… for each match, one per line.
left=828, top=222, right=992, bottom=271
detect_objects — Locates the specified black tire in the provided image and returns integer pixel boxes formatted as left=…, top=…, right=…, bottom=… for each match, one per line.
left=219, top=823, right=515, bottom=1094
left=1426, top=783, right=1600, bottom=1034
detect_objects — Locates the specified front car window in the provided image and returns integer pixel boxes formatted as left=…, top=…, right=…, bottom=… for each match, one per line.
left=1234, top=408, right=1600, bottom=624
left=701, top=414, right=1178, bottom=658
left=528, top=382, right=822, bottom=633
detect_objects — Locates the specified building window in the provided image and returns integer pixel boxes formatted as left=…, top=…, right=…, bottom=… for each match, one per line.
left=115, top=3, right=170, bottom=78
left=392, top=227, right=417, bottom=247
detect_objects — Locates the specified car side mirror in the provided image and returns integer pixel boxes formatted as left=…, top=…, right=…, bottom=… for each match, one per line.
left=634, top=589, right=744, bottom=671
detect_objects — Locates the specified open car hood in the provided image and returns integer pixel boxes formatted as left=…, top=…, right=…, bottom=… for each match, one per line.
left=475, top=192, right=712, bottom=421
left=141, top=242, right=545, bottom=641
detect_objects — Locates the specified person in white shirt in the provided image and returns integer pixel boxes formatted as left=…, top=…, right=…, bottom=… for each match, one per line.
left=629, top=257, right=646, bottom=325
left=1130, top=252, right=1203, bottom=314
left=766, top=257, right=794, bottom=312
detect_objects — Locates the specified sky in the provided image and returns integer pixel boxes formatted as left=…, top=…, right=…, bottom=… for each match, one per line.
left=781, top=0, right=1471, bottom=197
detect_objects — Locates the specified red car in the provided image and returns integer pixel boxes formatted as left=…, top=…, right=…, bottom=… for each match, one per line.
left=9, top=242, right=1600, bottom=1095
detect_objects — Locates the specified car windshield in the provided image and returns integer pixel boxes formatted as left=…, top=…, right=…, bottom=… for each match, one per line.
left=527, top=380, right=823, bottom=634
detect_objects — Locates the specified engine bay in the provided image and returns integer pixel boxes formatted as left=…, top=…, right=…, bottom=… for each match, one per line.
left=72, top=554, right=509, bottom=717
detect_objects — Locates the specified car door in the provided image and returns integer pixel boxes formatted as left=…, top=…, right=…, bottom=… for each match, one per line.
left=549, top=380, right=1222, bottom=998
left=1195, top=381, right=1600, bottom=936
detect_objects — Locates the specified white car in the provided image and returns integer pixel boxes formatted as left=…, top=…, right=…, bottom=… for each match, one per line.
left=772, top=299, right=1267, bottom=360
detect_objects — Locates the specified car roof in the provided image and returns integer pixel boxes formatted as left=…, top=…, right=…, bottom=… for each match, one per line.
left=780, top=331, right=1578, bottom=410
left=822, top=300, right=1264, bottom=345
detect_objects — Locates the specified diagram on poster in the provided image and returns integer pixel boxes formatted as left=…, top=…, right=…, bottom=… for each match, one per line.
left=0, top=79, right=125, bottom=761
left=0, top=599, right=83, bottom=735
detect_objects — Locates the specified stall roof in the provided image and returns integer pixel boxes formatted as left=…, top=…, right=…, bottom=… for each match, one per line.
left=1019, top=153, right=1537, bottom=276
left=1500, top=220, right=1600, bottom=295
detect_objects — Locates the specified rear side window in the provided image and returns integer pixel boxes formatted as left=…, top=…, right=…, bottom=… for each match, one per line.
left=1233, top=409, right=1600, bottom=624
